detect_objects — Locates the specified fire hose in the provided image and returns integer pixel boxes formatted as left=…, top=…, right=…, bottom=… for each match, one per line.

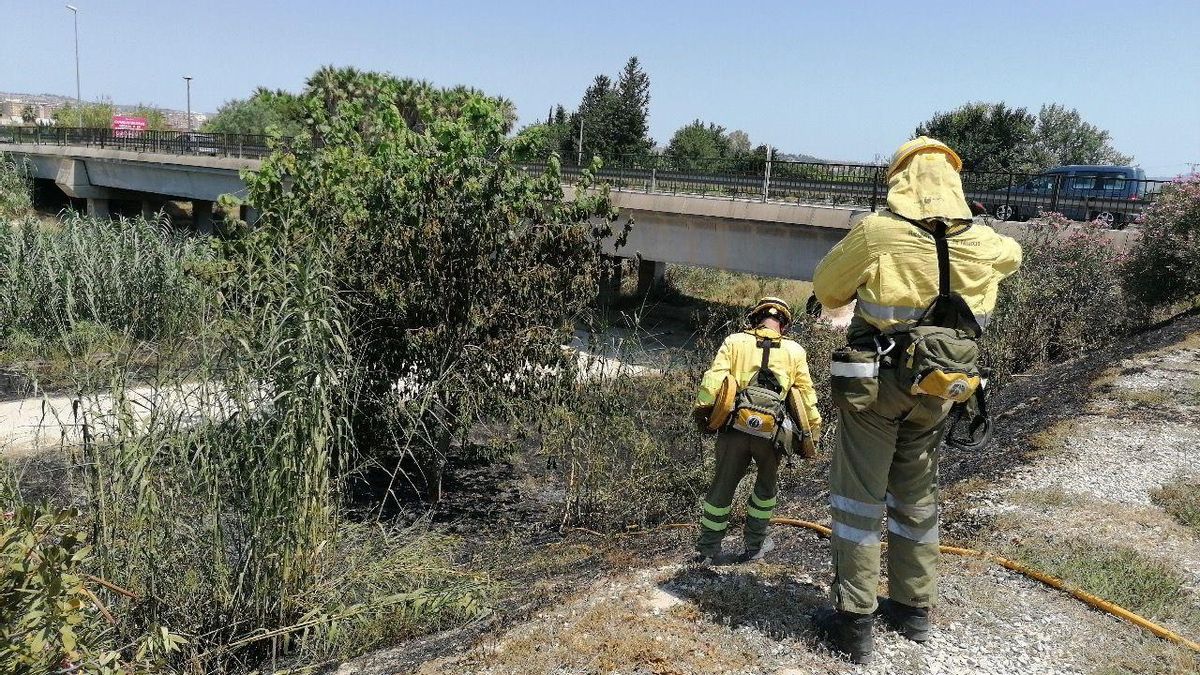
left=768, top=517, right=1200, bottom=653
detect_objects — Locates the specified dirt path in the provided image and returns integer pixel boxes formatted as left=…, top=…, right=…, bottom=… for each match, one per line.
left=334, top=317, right=1200, bottom=675
left=0, top=382, right=239, bottom=458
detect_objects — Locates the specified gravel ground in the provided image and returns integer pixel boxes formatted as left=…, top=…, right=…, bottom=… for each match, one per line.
left=994, top=415, right=1200, bottom=506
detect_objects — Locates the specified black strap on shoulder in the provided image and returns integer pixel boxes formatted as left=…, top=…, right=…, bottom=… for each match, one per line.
left=898, top=216, right=984, bottom=338
left=934, top=221, right=951, bottom=298
left=755, top=337, right=783, bottom=393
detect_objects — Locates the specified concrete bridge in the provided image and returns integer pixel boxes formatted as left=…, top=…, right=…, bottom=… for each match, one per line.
left=2, top=140, right=869, bottom=283
left=1, top=134, right=1136, bottom=288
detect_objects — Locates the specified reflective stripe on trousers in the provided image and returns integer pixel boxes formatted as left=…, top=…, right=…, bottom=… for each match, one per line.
left=886, top=492, right=939, bottom=544
left=746, top=492, right=777, bottom=520
left=830, top=493, right=884, bottom=546
left=700, top=500, right=731, bottom=531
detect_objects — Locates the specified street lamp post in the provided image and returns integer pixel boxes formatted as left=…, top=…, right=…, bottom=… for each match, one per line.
left=183, top=76, right=192, bottom=133
left=577, top=117, right=584, bottom=166
left=66, top=4, right=80, bottom=128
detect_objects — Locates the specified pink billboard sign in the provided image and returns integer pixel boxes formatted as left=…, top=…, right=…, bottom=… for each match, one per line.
left=111, top=115, right=147, bottom=131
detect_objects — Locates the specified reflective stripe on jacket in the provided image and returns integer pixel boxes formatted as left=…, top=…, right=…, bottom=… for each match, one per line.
left=812, top=211, right=1022, bottom=334
left=695, top=327, right=822, bottom=430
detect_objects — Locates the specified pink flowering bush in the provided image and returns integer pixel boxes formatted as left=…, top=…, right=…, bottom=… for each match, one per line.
left=984, top=212, right=1126, bottom=382
left=1122, top=174, right=1200, bottom=312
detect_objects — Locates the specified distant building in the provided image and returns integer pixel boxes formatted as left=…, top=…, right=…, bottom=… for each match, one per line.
left=0, top=99, right=56, bottom=126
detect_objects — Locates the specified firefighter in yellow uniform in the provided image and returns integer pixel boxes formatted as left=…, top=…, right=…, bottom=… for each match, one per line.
left=692, top=297, right=822, bottom=564
left=811, top=137, right=1022, bottom=664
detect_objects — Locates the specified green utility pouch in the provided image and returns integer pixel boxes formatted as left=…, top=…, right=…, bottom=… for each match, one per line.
left=730, top=337, right=787, bottom=439
left=730, top=383, right=785, bottom=439
left=829, top=347, right=879, bottom=412
left=900, top=325, right=981, bottom=403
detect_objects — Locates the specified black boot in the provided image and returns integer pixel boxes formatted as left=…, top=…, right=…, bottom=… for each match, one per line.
left=877, top=597, right=931, bottom=643
left=811, top=607, right=873, bottom=664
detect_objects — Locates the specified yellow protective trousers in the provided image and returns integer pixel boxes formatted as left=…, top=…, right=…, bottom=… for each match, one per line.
left=829, top=364, right=953, bottom=614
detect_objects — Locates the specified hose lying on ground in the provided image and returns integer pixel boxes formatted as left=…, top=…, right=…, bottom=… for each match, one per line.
left=768, top=517, right=1200, bottom=653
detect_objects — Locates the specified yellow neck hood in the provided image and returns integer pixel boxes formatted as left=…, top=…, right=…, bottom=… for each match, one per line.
left=886, top=150, right=973, bottom=222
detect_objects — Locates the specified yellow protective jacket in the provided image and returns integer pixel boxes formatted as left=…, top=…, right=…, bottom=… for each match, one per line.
left=695, top=327, right=822, bottom=431
left=813, top=149, right=1023, bottom=335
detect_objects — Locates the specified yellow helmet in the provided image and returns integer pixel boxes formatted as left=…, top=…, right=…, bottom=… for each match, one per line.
left=750, top=296, right=792, bottom=326
left=887, top=136, right=963, bottom=179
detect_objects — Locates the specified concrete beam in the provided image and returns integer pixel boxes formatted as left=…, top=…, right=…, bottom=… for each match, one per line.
left=52, top=158, right=111, bottom=199
left=608, top=207, right=850, bottom=281
left=5, top=144, right=256, bottom=202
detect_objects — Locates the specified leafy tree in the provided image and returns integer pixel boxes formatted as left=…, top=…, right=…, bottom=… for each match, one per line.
left=128, top=104, right=169, bottom=130
left=19, top=105, right=35, bottom=124
left=1030, top=104, right=1133, bottom=168
left=726, top=130, right=752, bottom=157
left=914, top=101, right=1133, bottom=174
left=202, top=87, right=305, bottom=136
left=52, top=99, right=115, bottom=128
left=665, top=119, right=731, bottom=170
left=914, top=102, right=1037, bottom=174
left=243, top=66, right=626, bottom=501
left=560, top=57, right=654, bottom=164
left=614, top=56, right=653, bottom=157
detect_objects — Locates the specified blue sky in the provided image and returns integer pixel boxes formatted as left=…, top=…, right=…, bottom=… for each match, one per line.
left=3, top=0, right=1198, bottom=174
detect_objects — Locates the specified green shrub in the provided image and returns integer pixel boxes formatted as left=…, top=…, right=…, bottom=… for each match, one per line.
left=984, top=212, right=1126, bottom=382
left=0, top=505, right=183, bottom=674
left=243, top=67, right=623, bottom=504
left=1123, top=174, right=1200, bottom=313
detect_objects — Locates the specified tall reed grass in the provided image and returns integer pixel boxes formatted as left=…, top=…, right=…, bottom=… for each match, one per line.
left=0, top=201, right=490, bottom=670
left=0, top=212, right=211, bottom=345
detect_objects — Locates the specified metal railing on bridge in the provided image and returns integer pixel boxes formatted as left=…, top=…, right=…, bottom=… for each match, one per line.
left=539, top=154, right=1167, bottom=228
left=0, top=126, right=1167, bottom=227
left=0, top=125, right=273, bottom=160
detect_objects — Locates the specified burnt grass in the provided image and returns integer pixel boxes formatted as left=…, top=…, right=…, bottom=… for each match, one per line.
left=333, top=307, right=1200, bottom=672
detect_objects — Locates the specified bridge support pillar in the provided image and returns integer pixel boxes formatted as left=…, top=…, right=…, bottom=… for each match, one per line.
left=193, top=199, right=214, bottom=236
left=86, top=198, right=111, bottom=220
left=636, top=259, right=666, bottom=296
left=141, top=199, right=158, bottom=220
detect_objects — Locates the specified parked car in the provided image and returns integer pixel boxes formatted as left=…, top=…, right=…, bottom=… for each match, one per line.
left=983, top=165, right=1149, bottom=227
left=180, top=132, right=221, bottom=157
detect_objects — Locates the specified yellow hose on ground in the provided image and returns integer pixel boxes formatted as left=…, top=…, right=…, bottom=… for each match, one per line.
left=768, top=517, right=1200, bottom=653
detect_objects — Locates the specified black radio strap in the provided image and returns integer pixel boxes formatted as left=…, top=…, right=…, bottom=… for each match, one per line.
left=755, top=337, right=783, bottom=393
left=935, top=221, right=951, bottom=298
left=898, top=215, right=983, bottom=338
